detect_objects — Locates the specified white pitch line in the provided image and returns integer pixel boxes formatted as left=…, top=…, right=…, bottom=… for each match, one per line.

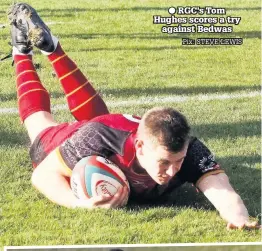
left=0, top=91, right=260, bottom=115
left=106, top=91, right=261, bottom=106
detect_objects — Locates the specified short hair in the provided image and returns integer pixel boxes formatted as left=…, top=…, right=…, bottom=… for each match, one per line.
left=138, top=107, right=190, bottom=152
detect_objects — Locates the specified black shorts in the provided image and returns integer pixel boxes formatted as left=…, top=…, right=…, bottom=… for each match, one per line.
left=29, top=121, right=86, bottom=168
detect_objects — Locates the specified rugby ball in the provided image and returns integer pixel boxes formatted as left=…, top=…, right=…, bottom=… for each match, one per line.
left=70, top=156, right=130, bottom=200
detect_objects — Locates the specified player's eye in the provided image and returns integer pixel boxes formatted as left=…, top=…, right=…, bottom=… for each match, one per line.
left=159, top=160, right=170, bottom=166
left=176, top=157, right=185, bottom=163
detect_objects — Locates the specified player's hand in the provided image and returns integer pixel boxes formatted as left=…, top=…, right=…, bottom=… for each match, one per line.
left=226, top=219, right=261, bottom=230
left=74, top=186, right=129, bottom=209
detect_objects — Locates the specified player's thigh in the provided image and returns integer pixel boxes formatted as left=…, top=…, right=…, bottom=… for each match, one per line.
left=24, top=111, right=59, bottom=143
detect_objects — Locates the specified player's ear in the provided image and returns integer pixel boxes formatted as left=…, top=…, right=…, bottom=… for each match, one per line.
left=135, top=138, right=144, bottom=156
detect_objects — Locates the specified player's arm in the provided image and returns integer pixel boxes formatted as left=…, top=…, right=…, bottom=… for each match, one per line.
left=197, top=173, right=259, bottom=229
left=179, top=137, right=259, bottom=229
left=31, top=148, right=128, bottom=209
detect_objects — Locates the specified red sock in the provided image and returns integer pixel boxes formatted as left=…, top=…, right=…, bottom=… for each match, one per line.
left=15, top=54, right=51, bottom=122
left=48, top=43, right=109, bottom=121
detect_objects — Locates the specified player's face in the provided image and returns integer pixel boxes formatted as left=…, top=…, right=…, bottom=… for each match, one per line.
left=135, top=139, right=188, bottom=185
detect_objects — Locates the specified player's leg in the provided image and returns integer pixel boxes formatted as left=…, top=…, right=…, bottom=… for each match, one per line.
left=8, top=4, right=58, bottom=143
left=14, top=50, right=58, bottom=143
left=46, top=40, right=110, bottom=121
left=12, top=3, right=109, bottom=121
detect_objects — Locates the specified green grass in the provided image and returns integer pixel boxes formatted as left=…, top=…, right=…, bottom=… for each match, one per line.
left=4, top=246, right=262, bottom=251
left=0, top=0, right=261, bottom=247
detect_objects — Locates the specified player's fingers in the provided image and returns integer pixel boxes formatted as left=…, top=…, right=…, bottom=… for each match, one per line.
left=109, top=187, right=125, bottom=208
left=244, top=221, right=260, bottom=229
left=119, top=186, right=129, bottom=207
left=88, top=187, right=123, bottom=209
left=114, top=187, right=127, bottom=208
left=88, top=194, right=112, bottom=207
left=226, top=221, right=260, bottom=230
left=120, top=186, right=129, bottom=207
left=226, top=222, right=233, bottom=230
left=237, top=223, right=245, bottom=230
left=76, top=186, right=128, bottom=209
left=100, top=193, right=124, bottom=209
left=108, top=186, right=129, bottom=208
left=228, top=222, right=246, bottom=230
left=227, top=222, right=238, bottom=230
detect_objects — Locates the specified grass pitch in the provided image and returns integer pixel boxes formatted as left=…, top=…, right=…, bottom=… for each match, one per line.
left=0, top=0, right=261, bottom=247
left=4, top=245, right=262, bottom=251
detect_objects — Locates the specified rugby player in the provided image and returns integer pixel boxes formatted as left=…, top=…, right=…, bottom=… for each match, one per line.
left=7, top=2, right=259, bottom=229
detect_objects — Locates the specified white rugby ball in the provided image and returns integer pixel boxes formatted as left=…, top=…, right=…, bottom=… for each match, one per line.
left=70, top=156, right=130, bottom=199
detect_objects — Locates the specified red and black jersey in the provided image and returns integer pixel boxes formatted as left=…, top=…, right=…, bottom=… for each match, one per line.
left=30, top=113, right=223, bottom=199
left=58, top=114, right=159, bottom=195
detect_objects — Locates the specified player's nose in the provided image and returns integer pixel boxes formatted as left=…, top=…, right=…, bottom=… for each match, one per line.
left=166, top=164, right=177, bottom=177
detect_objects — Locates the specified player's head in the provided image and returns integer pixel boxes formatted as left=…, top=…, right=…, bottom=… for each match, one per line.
left=135, top=107, right=190, bottom=184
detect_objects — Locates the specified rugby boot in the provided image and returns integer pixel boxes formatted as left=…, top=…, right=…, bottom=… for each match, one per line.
left=8, top=3, right=55, bottom=53
left=7, top=4, right=32, bottom=54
